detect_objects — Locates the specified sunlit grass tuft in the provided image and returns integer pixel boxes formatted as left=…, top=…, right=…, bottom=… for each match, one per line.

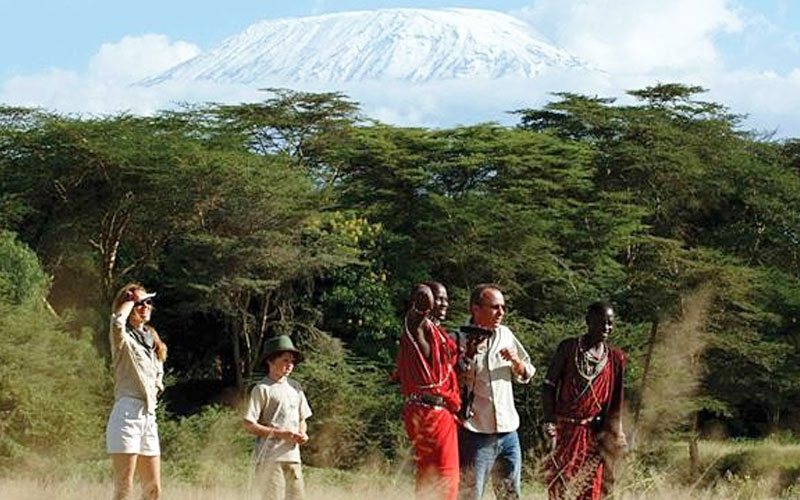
left=3, top=442, right=800, bottom=500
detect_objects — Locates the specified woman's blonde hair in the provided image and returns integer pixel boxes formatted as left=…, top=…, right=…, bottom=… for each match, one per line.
left=147, top=324, right=168, bottom=363
left=112, top=282, right=168, bottom=362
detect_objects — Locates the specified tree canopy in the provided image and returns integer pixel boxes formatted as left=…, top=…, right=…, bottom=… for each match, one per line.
left=2, top=84, right=800, bottom=467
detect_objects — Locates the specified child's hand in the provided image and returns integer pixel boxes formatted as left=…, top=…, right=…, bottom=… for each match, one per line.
left=286, top=431, right=308, bottom=444
left=275, top=429, right=296, bottom=442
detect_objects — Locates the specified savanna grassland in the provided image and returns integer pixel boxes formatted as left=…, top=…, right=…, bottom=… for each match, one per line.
left=2, top=84, right=800, bottom=498
left=3, top=438, right=800, bottom=499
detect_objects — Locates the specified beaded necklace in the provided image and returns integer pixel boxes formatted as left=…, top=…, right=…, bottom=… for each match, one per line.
left=575, top=335, right=608, bottom=382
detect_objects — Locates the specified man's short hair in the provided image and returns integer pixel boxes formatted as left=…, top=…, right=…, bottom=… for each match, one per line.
left=423, top=280, right=445, bottom=293
left=586, top=300, right=614, bottom=320
left=470, top=283, right=501, bottom=307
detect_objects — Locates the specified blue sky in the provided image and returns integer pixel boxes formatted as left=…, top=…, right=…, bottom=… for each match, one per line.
left=3, top=0, right=800, bottom=135
left=1, top=1, right=535, bottom=76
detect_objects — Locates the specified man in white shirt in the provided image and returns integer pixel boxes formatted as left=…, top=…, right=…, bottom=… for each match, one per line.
left=458, top=284, right=535, bottom=500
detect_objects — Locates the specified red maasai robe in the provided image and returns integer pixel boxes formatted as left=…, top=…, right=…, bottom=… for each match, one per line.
left=397, top=319, right=461, bottom=500
left=546, top=338, right=625, bottom=500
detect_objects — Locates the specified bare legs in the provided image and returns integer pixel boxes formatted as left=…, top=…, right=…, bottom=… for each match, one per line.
left=111, top=454, right=162, bottom=500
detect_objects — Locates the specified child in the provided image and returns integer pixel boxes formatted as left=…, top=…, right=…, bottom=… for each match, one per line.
left=243, top=335, right=312, bottom=500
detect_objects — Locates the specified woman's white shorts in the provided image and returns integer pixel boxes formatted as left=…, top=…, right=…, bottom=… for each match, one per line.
left=106, top=397, right=160, bottom=456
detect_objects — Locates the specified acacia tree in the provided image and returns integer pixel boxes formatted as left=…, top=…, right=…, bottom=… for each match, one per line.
left=329, top=123, right=646, bottom=319
left=516, top=83, right=800, bottom=439
left=0, top=113, right=203, bottom=293
left=0, top=103, right=367, bottom=391
left=175, top=89, right=364, bottom=192
left=0, top=111, right=214, bottom=362
left=153, top=147, right=360, bottom=391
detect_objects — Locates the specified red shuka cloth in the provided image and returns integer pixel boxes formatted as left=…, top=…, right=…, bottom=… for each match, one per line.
left=546, top=339, right=625, bottom=500
left=397, top=320, right=461, bottom=500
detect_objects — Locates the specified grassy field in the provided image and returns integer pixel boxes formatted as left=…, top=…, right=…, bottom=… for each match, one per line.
left=0, top=474, right=797, bottom=500
left=0, top=472, right=418, bottom=500
left=2, top=439, right=800, bottom=500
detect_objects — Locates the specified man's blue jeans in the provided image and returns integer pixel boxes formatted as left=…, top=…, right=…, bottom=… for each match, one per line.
left=458, top=428, right=521, bottom=500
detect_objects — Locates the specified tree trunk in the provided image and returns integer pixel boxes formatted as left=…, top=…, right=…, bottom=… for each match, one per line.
left=231, top=314, right=244, bottom=395
left=91, top=193, right=134, bottom=302
left=688, top=412, right=700, bottom=481
left=771, top=406, right=781, bottom=434
left=253, top=290, right=273, bottom=373
left=631, top=318, right=659, bottom=449
left=240, top=310, right=252, bottom=390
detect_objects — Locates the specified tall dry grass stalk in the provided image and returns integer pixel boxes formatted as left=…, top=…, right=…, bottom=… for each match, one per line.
left=0, top=471, right=793, bottom=500
left=634, top=286, right=714, bottom=444
left=0, top=475, right=417, bottom=500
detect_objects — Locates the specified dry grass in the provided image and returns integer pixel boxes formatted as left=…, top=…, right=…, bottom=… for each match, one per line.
left=5, top=285, right=799, bottom=499
left=2, top=459, right=799, bottom=500
left=635, top=287, right=714, bottom=443
left=0, top=477, right=792, bottom=500
left=0, top=474, right=418, bottom=500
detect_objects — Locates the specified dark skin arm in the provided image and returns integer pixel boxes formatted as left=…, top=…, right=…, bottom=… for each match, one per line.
left=603, top=350, right=627, bottom=449
left=406, top=284, right=434, bottom=361
left=542, top=340, right=568, bottom=450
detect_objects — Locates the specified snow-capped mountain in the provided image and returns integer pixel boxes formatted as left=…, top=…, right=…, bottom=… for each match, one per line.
left=140, top=8, right=590, bottom=86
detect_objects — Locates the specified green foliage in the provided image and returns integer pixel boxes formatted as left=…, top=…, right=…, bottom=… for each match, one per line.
left=315, top=214, right=397, bottom=363
left=696, top=263, right=800, bottom=432
left=331, top=123, right=645, bottom=318
left=0, top=294, right=108, bottom=469
left=190, top=88, right=362, bottom=190
left=0, top=231, right=48, bottom=306
left=293, top=341, right=405, bottom=468
left=154, top=151, right=360, bottom=388
left=158, top=405, right=252, bottom=485
left=508, top=314, right=579, bottom=451
left=0, top=232, right=107, bottom=469
left=319, top=266, right=397, bottom=364
left=515, top=84, right=800, bottom=438
left=3, top=80, right=800, bottom=481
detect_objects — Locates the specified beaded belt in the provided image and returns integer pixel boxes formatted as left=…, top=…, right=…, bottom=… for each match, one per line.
left=556, top=415, right=599, bottom=426
left=406, top=393, right=447, bottom=409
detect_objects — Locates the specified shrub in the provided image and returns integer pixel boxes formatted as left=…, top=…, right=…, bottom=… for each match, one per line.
left=293, top=342, right=405, bottom=469
left=158, top=404, right=252, bottom=485
left=0, top=230, right=47, bottom=306
left=0, top=233, right=109, bottom=471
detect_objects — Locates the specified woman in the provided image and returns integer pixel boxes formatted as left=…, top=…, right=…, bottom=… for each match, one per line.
left=106, top=283, right=167, bottom=500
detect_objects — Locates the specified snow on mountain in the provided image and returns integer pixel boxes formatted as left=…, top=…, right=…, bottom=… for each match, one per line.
left=140, top=8, right=591, bottom=86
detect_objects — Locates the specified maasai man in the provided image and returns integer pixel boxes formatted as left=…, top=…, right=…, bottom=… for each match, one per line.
left=542, top=301, right=627, bottom=500
left=397, top=282, right=461, bottom=500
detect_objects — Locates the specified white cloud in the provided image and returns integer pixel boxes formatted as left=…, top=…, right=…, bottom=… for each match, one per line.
left=88, top=35, right=200, bottom=84
left=503, top=0, right=800, bottom=137
left=2, top=8, right=800, bottom=139
left=517, top=0, right=743, bottom=74
left=0, top=34, right=200, bottom=115
left=317, top=70, right=617, bottom=128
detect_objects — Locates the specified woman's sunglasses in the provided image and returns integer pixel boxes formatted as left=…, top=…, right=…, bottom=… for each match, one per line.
left=134, top=298, right=154, bottom=308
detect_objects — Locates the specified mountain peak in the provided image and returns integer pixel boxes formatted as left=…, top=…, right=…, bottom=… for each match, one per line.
left=140, top=8, right=589, bottom=86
